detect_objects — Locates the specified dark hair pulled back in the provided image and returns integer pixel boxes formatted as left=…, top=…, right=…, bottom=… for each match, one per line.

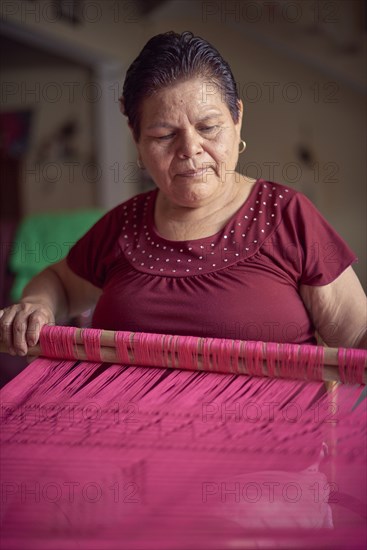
left=121, top=31, right=240, bottom=141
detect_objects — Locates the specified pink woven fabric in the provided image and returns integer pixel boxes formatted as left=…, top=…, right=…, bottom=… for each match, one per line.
left=1, top=357, right=366, bottom=549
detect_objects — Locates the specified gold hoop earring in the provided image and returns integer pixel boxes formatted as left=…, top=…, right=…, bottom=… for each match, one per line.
left=137, top=158, right=144, bottom=170
left=239, top=140, right=246, bottom=154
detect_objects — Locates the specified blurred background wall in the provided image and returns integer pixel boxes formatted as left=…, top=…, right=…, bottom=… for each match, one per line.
left=1, top=0, right=366, bottom=285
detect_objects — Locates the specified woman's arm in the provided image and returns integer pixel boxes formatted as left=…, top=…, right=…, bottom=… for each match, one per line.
left=0, top=258, right=101, bottom=356
left=300, top=266, right=367, bottom=349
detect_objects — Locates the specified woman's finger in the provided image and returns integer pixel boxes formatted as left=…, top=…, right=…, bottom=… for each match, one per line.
left=12, top=309, right=30, bottom=355
left=26, top=310, right=53, bottom=347
left=0, top=307, right=18, bottom=354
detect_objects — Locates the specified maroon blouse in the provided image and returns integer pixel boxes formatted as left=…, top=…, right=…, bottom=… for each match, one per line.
left=66, top=179, right=356, bottom=344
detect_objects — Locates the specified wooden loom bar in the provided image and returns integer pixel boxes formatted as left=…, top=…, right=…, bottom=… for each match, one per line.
left=0, top=327, right=366, bottom=384
left=78, top=328, right=360, bottom=362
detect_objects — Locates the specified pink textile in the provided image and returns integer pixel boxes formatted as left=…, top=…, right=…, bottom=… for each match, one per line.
left=35, top=324, right=367, bottom=385
left=66, top=180, right=356, bottom=344
left=1, top=357, right=366, bottom=549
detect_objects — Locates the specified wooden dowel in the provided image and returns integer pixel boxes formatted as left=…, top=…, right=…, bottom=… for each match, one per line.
left=73, top=328, right=354, bottom=367
left=75, top=327, right=343, bottom=362
left=76, top=328, right=364, bottom=369
left=1, top=330, right=366, bottom=384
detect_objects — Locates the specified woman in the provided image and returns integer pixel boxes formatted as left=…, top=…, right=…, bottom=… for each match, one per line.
left=0, top=31, right=366, bottom=355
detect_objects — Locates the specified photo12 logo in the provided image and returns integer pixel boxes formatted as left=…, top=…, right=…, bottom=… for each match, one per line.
left=201, top=1, right=339, bottom=25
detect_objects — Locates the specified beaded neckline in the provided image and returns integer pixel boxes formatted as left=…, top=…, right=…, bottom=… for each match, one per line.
left=119, top=179, right=292, bottom=277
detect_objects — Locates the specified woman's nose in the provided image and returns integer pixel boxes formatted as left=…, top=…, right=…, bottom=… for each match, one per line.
left=176, top=130, right=203, bottom=159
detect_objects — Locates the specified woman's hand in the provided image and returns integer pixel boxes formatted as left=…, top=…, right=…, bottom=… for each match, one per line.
left=0, top=260, right=101, bottom=357
left=0, top=301, right=55, bottom=356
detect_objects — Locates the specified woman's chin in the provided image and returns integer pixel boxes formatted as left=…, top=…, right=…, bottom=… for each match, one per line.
left=169, top=174, right=222, bottom=207
left=172, top=185, right=219, bottom=207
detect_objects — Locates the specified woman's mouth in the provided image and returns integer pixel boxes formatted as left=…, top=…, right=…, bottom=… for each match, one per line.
left=176, top=168, right=210, bottom=178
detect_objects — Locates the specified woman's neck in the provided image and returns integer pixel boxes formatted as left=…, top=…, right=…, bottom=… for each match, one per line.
left=154, top=175, right=257, bottom=241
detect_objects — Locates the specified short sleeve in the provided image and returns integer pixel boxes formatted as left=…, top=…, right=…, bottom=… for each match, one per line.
left=66, top=205, right=124, bottom=288
left=280, top=193, right=357, bottom=286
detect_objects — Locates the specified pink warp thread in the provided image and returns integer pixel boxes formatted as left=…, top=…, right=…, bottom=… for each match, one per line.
left=265, top=342, right=278, bottom=378
left=38, top=327, right=366, bottom=384
left=243, top=341, right=263, bottom=377
left=114, top=331, right=131, bottom=364
left=301, top=345, right=324, bottom=381
left=231, top=339, right=241, bottom=375
left=132, top=332, right=167, bottom=368
left=202, top=337, right=214, bottom=372
left=81, top=328, right=102, bottom=361
left=279, top=343, right=296, bottom=379
left=338, top=348, right=366, bottom=385
left=39, top=325, right=76, bottom=359
left=2, top=322, right=367, bottom=549
left=176, top=335, right=199, bottom=371
left=1, top=353, right=366, bottom=549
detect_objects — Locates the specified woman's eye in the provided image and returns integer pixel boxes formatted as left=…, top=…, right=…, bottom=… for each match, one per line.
left=157, top=134, right=175, bottom=141
left=200, top=126, right=218, bottom=133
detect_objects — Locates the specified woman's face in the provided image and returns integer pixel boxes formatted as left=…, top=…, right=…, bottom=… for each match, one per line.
left=133, top=78, right=243, bottom=208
